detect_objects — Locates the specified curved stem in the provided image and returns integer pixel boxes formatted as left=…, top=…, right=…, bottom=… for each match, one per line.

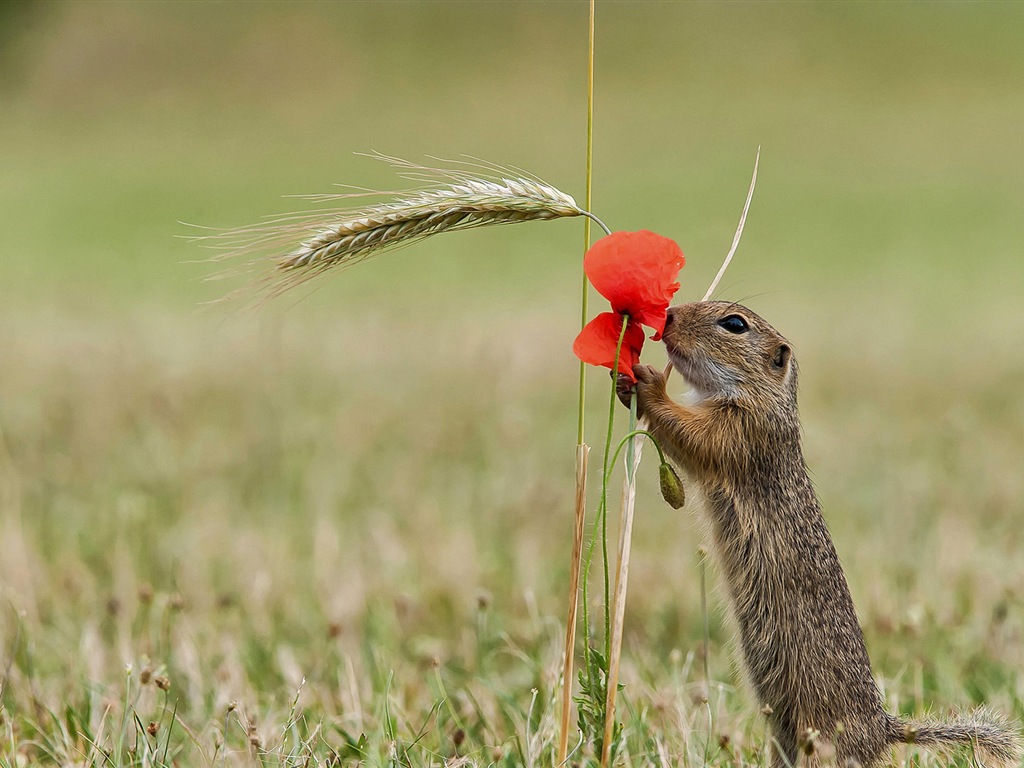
left=702, top=145, right=760, bottom=302
left=608, top=429, right=665, bottom=470
left=582, top=210, right=612, bottom=236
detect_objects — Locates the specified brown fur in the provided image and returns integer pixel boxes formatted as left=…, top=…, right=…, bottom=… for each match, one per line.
left=621, top=301, right=1020, bottom=768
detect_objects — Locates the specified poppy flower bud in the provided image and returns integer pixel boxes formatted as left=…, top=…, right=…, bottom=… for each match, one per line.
left=659, top=462, right=685, bottom=509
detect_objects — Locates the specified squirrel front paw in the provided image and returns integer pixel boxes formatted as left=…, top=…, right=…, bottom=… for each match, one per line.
left=633, top=364, right=668, bottom=419
left=616, top=365, right=666, bottom=419
left=615, top=372, right=636, bottom=410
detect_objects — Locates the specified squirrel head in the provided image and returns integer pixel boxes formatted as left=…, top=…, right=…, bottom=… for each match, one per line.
left=661, top=301, right=798, bottom=412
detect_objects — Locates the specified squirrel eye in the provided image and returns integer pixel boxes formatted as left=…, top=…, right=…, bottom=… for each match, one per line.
left=717, top=314, right=749, bottom=334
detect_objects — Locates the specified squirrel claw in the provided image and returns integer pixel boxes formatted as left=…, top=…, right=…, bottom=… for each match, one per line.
left=630, top=364, right=666, bottom=419
left=616, top=365, right=664, bottom=415
left=615, top=373, right=635, bottom=409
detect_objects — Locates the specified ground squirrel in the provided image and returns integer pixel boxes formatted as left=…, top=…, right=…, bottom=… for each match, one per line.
left=618, top=301, right=1020, bottom=768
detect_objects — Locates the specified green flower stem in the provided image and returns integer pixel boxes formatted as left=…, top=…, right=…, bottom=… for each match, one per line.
left=581, top=314, right=630, bottom=680
left=601, top=315, right=631, bottom=661
left=608, top=429, right=666, bottom=470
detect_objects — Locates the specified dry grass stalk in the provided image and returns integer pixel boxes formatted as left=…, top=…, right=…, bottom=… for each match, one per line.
left=600, top=429, right=644, bottom=768
left=558, top=444, right=590, bottom=765
left=194, top=154, right=601, bottom=302
left=602, top=149, right=762, bottom=760
left=665, top=147, right=762, bottom=382
left=701, top=146, right=760, bottom=302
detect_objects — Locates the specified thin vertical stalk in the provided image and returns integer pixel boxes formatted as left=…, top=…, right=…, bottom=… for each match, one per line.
left=701, top=552, right=714, bottom=766
left=577, top=0, right=596, bottom=446
left=558, top=443, right=588, bottom=765
left=558, top=1, right=597, bottom=763
left=598, top=316, right=628, bottom=664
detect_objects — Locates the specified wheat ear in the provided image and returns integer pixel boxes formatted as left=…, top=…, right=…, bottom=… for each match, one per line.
left=192, top=154, right=608, bottom=302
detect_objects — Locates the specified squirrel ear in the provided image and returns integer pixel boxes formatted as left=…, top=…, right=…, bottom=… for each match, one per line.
left=772, top=344, right=791, bottom=369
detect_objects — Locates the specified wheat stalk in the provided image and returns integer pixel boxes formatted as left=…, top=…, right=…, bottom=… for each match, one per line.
left=192, top=154, right=608, bottom=303
left=559, top=1, right=598, bottom=763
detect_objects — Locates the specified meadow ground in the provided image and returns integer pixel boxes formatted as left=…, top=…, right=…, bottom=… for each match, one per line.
left=1, top=3, right=1023, bottom=766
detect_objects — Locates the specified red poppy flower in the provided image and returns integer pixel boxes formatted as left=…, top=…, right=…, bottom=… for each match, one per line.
left=572, top=230, right=684, bottom=381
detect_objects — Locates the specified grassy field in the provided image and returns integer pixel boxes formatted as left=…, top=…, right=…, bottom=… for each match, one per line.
left=1, top=3, right=1023, bottom=766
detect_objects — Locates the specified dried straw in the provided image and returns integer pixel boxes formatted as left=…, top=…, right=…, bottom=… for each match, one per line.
left=600, top=427, right=643, bottom=768
left=192, top=154, right=607, bottom=302
left=665, top=146, right=761, bottom=382
left=701, top=146, right=760, bottom=302
left=602, top=148, right=763, bottom=763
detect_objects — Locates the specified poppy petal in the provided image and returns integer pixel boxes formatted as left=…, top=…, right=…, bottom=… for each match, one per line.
left=632, top=305, right=670, bottom=341
left=572, top=312, right=646, bottom=380
left=584, top=230, right=685, bottom=334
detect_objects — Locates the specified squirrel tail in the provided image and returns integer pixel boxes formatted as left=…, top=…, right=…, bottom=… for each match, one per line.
left=893, top=709, right=1022, bottom=767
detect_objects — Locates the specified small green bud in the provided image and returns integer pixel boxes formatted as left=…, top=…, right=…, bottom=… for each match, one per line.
left=659, top=462, right=685, bottom=509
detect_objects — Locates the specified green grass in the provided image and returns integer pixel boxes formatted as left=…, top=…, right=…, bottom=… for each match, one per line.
left=1, top=3, right=1022, bottom=766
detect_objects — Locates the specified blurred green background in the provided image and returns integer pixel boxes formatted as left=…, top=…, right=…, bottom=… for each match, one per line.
left=1, top=2, right=1022, bottom=764
left=3, top=1, right=1022, bottom=315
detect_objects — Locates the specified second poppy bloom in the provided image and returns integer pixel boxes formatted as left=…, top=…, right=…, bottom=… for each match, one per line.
left=572, top=230, right=685, bottom=381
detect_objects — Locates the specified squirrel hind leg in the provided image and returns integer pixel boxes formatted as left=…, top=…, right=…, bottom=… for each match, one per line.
left=897, top=709, right=1022, bottom=767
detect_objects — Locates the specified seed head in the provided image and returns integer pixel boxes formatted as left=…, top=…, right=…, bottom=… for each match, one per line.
left=799, top=728, right=820, bottom=756
left=196, top=154, right=601, bottom=304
